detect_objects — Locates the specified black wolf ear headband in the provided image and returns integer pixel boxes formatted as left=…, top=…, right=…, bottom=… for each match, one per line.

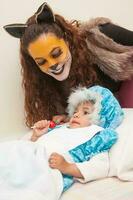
left=3, top=2, right=55, bottom=38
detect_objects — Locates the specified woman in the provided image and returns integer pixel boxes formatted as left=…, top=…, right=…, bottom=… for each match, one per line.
left=4, top=2, right=133, bottom=127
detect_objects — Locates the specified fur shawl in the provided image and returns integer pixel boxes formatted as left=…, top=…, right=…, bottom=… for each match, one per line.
left=79, top=17, right=133, bottom=81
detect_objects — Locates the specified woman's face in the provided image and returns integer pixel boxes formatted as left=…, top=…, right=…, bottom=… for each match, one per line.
left=28, top=33, right=72, bottom=81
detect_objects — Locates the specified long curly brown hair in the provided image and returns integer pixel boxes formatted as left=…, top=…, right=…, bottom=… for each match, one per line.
left=20, top=14, right=98, bottom=127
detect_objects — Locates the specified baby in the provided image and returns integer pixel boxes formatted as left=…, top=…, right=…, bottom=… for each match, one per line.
left=31, top=97, right=101, bottom=178
left=28, top=85, right=123, bottom=191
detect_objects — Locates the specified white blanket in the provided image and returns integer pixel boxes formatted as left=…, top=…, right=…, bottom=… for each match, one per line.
left=0, top=125, right=102, bottom=200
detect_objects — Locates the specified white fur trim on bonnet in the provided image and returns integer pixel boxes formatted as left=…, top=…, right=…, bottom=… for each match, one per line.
left=67, top=87, right=102, bottom=125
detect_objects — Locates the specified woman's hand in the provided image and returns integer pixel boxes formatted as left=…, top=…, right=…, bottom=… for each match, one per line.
left=31, top=120, right=50, bottom=142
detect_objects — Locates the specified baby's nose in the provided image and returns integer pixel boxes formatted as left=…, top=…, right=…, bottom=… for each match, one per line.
left=73, top=112, right=79, bottom=118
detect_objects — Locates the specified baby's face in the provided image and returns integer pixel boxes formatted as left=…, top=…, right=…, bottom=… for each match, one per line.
left=69, top=101, right=94, bottom=128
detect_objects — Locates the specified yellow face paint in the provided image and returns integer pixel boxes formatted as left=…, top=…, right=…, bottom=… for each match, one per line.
left=28, top=33, right=69, bottom=73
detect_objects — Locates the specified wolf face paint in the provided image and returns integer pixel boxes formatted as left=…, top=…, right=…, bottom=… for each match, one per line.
left=28, top=33, right=72, bottom=81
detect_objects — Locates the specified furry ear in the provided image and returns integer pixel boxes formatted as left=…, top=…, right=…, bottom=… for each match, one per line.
left=35, top=2, right=55, bottom=24
left=3, top=24, right=27, bottom=38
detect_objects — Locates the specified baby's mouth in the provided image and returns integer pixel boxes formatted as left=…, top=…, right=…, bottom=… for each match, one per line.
left=71, top=120, right=80, bottom=125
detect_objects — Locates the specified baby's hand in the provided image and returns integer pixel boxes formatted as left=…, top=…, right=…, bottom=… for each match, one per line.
left=31, top=120, right=50, bottom=141
left=52, top=114, right=69, bottom=125
left=49, top=153, right=69, bottom=174
left=49, top=153, right=83, bottom=178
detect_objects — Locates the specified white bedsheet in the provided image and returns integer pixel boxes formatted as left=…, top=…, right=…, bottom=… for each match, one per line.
left=61, top=177, right=133, bottom=200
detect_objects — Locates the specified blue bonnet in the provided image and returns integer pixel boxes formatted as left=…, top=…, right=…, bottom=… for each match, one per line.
left=67, top=86, right=124, bottom=129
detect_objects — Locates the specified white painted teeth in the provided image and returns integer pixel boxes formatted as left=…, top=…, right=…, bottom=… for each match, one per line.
left=49, top=64, right=63, bottom=73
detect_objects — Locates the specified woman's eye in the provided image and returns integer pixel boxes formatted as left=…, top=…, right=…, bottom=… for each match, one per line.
left=52, top=49, right=63, bottom=58
left=36, top=59, right=46, bottom=66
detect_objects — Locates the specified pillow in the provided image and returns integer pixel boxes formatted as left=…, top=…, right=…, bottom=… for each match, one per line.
left=109, top=108, right=133, bottom=180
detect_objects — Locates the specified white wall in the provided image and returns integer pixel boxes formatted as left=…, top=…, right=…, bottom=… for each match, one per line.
left=1, top=0, right=133, bottom=137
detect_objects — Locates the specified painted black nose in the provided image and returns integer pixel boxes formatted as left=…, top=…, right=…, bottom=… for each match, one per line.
left=50, top=64, right=58, bottom=70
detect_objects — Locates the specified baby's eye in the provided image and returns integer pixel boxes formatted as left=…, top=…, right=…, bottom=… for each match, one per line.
left=84, top=111, right=89, bottom=115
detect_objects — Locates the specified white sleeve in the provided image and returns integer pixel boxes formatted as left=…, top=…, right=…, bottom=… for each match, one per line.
left=75, top=152, right=109, bottom=183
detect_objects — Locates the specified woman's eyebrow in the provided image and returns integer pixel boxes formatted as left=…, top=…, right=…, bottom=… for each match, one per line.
left=35, top=57, right=44, bottom=61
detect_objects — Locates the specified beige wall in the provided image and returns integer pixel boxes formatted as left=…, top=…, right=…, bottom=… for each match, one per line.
left=1, top=0, right=133, bottom=136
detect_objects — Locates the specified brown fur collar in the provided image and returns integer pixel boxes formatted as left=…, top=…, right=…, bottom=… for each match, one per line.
left=79, top=17, right=133, bottom=80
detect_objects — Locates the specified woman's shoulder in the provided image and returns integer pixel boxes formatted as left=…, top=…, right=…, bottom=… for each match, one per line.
left=79, top=17, right=111, bottom=33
